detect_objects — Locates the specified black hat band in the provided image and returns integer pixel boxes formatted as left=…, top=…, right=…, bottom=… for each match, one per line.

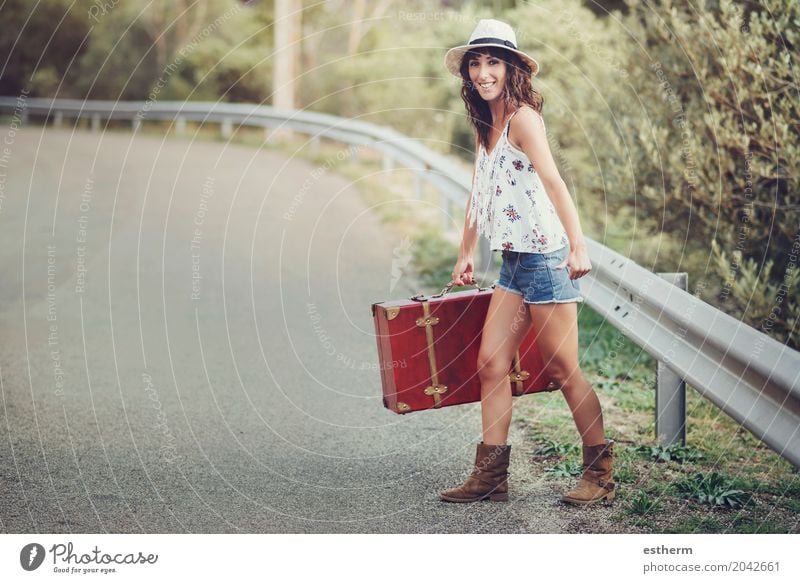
left=468, top=37, right=517, bottom=50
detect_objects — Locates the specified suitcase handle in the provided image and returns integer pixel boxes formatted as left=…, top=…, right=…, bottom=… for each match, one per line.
left=410, top=280, right=494, bottom=302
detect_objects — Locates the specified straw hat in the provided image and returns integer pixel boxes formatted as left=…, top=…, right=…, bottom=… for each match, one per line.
left=444, top=19, right=539, bottom=78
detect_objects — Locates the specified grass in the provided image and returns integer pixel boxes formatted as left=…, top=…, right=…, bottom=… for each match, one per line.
left=661, top=515, right=723, bottom=534
left=613, top=462, right=637, bottom=484
left=664, top=512, right=790, bottom=534
left=634, top=443, right=705, bottom=464
left=532, top=438, right=579, bottom=458
left=580, top=296, right=798, bottom=533
left=545, top=460, right=583, bottom=477
left=511, top=300, right=800, bottom=533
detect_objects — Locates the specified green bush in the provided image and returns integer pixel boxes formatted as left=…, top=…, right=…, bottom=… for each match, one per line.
left=711, top=238, right=799, bottom=347
left=600, top=0, right=799, bottom=348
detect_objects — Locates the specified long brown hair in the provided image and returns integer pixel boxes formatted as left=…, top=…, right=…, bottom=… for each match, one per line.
left=458, top=46, right=544, bottom=151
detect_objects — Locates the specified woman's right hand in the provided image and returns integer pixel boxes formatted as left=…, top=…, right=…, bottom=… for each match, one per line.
left=451, top=255, right=474, bottom=286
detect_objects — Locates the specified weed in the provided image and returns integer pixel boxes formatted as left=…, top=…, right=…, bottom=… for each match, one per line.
left=626, top=489, right=663, bottom=515
left=673, top=472, right=751, bottom=509
left=546, top=460, right=583, bottom=477
left=614, top=463, right=637, bottom=483
left=779, top=498, right=800, bottom=512
left=533, top=439, right=579, bottom=458
left=635, top=443, right=704, bottom=463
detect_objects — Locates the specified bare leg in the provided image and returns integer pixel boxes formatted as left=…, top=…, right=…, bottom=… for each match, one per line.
left=528, top=302, right=605, bottom=446
left=477, top=287, right=533, bottom=445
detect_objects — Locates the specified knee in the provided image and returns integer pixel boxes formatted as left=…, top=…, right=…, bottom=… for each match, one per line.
left=477, top=351, right=510, bottom=381
left=546, top=362, right=582, bottom=389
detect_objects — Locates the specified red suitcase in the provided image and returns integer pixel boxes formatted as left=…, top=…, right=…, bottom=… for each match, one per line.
left=371, top=282, right=559, bottom=414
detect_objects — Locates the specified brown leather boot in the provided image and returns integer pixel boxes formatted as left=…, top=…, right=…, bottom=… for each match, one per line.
left=560, top=439, right=616, bottom=506
left=439, top=442, right=511, bottom=503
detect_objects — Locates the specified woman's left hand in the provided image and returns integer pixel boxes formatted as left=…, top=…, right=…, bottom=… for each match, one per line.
left=555, top=246, right=592, bottom=280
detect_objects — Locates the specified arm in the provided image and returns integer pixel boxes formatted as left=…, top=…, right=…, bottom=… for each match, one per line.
left=511, top=106, right=591, bottom=279
left=452, top=135, right=480, bottom=285
left=459, top=135, right=480, bottom=259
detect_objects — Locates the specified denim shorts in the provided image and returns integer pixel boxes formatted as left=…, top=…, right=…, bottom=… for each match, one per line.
left=495, top=245, right=584, bottom=304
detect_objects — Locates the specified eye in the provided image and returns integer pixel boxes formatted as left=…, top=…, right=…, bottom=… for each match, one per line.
left=489, top=59, right=498, bottom=65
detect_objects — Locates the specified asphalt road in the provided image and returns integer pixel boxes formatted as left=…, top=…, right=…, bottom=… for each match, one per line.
left=0, top=126, right=603, bottom=533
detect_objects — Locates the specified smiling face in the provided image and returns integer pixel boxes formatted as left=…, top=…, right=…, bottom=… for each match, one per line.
left=458, top=46, right=542, bottom=152
left=467, top=51, right=508, bottom=103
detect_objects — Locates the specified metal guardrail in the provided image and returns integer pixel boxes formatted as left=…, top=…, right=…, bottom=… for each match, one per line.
left=0, top=96, right=488, bottom=263
left=583, top=241, right=800, bottom=467
left=3, top=97, right=798, bottom=468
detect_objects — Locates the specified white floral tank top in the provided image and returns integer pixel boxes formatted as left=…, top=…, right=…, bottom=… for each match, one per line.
left=467, top=109, right=569, bottom=253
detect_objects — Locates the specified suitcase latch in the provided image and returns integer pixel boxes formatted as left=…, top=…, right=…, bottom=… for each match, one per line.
left=424, top=384, right=448, bottom=407
left=424, top=384, right=448, bottom=396
left=416, top=315, right=440, bottom=327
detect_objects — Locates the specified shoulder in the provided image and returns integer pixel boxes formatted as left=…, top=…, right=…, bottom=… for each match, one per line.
left=508, top=105, right=545, bottom=150
left=510, top=105, right=545, bottom=132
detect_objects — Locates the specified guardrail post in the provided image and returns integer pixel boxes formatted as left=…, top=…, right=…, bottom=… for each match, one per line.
left=53, top=111, right=63, bottom=127
left=132, top=117, right=141, bottom=132
left=91, top=113, right=100, bottom=132
left=221, top=118, right=233, bottom=138
left=309, top=135, right=320, bottom=155
left=655, top=271, right=688, bottom=447
left=175, top=116, right=186, bottom=135
left=383, top=155, right=394, bottom=173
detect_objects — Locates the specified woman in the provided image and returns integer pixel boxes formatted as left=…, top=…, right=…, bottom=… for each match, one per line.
left=439, top=19, right=615, bottom=506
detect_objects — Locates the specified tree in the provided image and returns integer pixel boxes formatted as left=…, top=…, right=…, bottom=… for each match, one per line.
left=139, top=0, right=210, bottom=80
left=0, top=0, right=89, bottom=97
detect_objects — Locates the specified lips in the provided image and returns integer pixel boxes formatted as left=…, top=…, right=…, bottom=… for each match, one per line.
left=479, top=82, right=496, bottom=90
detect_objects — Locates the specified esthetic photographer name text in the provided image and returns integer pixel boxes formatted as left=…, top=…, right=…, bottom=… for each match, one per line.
left=643, top=545, right=692, bottom=555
